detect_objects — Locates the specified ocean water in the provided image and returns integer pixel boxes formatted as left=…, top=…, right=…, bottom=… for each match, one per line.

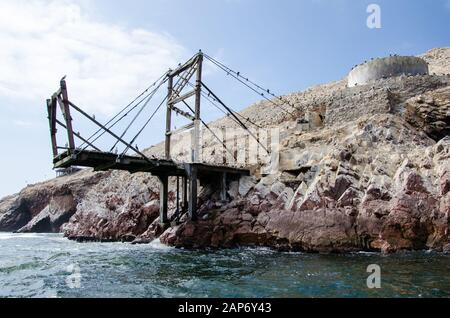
left=0, top=232, right=449, bottom=298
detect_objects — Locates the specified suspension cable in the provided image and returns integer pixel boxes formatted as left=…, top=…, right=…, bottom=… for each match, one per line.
left=166, top=77, right=237, bottom=160
left=201, top=82, right=269, bottom=154
left=178, top=99, right=237, bottom=161
left=113, top=53, right=198, bottom=155
left=202, top=91, right=263, bottom=129
left=109, top=76, right=168, bottom=152
left=207, top=57, right=294, bottom=117
left=79, top=74, right=169, bottom=153
left=67, top=101, right=155, bottom=163
left=121, top=94, right=169, bottom=156
left=203, top=53, right=297, bottom=117
left=68, top=51, right=289, bottom=161
left=78, top=70, right=169, bottom=150
left=204, top=53, right=298, bottom=110
left=185, top=81, right=263, bottom=129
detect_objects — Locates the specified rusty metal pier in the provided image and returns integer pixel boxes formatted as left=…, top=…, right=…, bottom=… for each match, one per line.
left=47, top=52, right=251, bottom=224
left=53, top=149, right=248, bottom=223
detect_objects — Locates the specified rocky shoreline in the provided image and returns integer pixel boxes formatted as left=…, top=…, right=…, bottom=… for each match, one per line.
left=158, top=120, right=450, bottom=254
left=1, top=47, right=449, bottom=254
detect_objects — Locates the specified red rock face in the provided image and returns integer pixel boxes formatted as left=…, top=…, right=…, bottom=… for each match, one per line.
left=0, top=171, right=107, bottom=232
left=63, top=199, right=160, bottom=242
left=18, top=193, right=77, bottom=233
left=62, top=172, right=162, bottom=242
left=158, top=170, right=448, bottom=253
left=159, top=135, right=450, bottom=253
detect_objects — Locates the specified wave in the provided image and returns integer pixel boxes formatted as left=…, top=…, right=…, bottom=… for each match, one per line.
left=0, top=233, right=63, bottom=240
left=149, top=238, right=174, bottom=251
left=0, top=233, right=41, bottom=240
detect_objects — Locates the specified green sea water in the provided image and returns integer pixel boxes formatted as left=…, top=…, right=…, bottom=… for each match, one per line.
left=0, top=232, right=449, bottom=298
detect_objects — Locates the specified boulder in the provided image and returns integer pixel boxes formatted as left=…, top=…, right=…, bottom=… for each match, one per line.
left=239, top=176, right=256, bottom=197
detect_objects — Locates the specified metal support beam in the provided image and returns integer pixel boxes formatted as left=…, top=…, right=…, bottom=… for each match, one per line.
left=169, top=89, right=196, bottom=105
left=192, top=120, right=201, bottom=162
left=169, top=56, right=198, bottom=77
left=187, top=165, right=198, bottom=221
left=165, top=52, right=203, bottom=163
left=165, top=76, right=173, bottom=160
left=60, top=79, right=76, bottom=150
left=47, top=98, right=58, bottom=157
left=195, top=54, right=203, bottom=119
left=193, top=53, right=203, bottom=163
left=221, top=172, right=227, bottom=202
left=158, top=174, right=169, bottom=224
left=172, top=65, right=197, bottom=98
left=170, top=105, right=196, bottom=121
left=55, top=119, right=101, bottom=151
left=182, top=176, right=188, bottom=212
left=68, top=101, right=153, bottom=162
left=166, top=122, right=194, bottom=137
left=175, top=176, right=180, bottom=218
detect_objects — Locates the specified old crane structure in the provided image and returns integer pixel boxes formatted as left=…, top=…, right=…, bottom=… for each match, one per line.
left=46, top=51, right=297, bottom=225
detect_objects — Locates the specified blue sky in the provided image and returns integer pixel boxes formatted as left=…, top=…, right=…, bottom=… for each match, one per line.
left=0, top=0, right=448, bottom=198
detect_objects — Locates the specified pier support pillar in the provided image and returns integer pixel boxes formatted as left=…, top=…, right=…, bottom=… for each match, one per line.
left=220, top=172, right=227, bottom=202
left=187, top=165, right=198, bottom=221
left=158, top=174, right=169, bottom=224
left=175, top=176, right=180, bottom=218
left=182, top=176, right=188, bottom=212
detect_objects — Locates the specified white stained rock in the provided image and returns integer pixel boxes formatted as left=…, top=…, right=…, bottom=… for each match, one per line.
left=287, top=182, right=308, bottom=210
left=250, top=195, right=260, bottom=205
left=254, top=182, right=270, bottom=198
left=278, top=187, right=294, bottom=203
left=271, top=182, right=286, bottom=196
left=260, top=175, right=277, bottom=186
left=394, top=159, right=413, bottom=190
left=144, top=200, right=159, bottom=208
left=239, top=176, right=256, bottom=197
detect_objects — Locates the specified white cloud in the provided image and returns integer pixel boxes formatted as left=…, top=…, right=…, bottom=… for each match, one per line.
left=0, top=0, right=186, bottom=115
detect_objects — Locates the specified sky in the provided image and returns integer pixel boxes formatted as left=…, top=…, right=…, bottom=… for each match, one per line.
left=0, top=0, right=449, bottom=198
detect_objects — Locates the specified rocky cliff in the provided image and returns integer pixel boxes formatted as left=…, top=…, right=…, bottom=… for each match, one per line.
left=1, top=47, right=449, bottom=253
left=0, top=170, right=107, bottom=233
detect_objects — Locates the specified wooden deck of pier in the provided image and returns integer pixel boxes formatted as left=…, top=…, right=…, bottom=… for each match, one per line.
left=54, top=149, right=249, bottom=223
